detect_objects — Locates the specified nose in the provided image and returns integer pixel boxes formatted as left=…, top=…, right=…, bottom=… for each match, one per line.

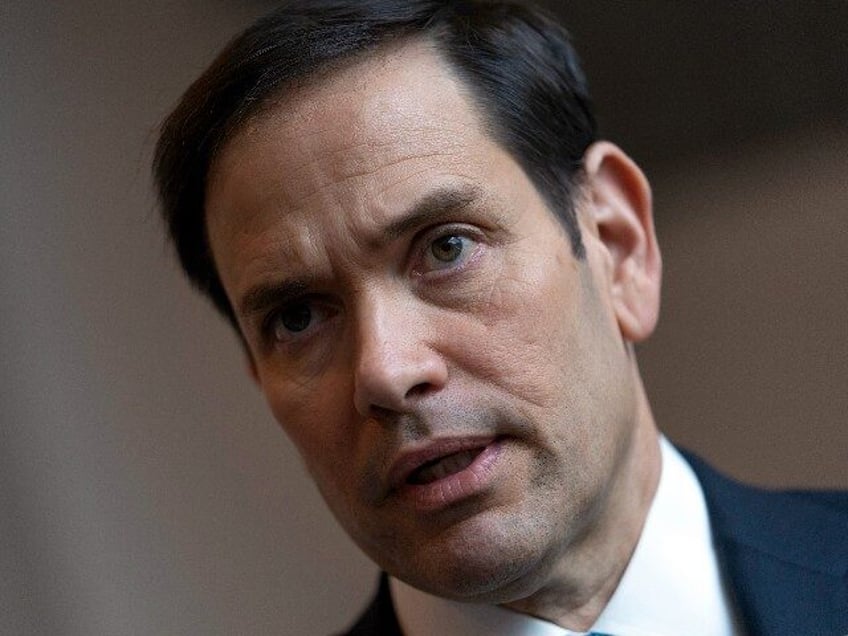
left=352, top=296, right=448, bottom=418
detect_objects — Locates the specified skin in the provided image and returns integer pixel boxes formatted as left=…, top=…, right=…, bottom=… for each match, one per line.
left=205, top=40, right=663, bottom=629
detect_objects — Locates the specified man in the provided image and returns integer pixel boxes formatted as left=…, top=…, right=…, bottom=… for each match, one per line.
left=153, top=1, right=848, bottom=634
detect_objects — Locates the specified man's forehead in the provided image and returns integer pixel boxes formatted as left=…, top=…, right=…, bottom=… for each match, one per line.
left=206, top=39, right=492, bottom=229
left=226, top=38, right=467, bottom=147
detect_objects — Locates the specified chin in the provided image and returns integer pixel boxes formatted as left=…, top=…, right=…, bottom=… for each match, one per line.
left=385, top=510, right=558, bottom=604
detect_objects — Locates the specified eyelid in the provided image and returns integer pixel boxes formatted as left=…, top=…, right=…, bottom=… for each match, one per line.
left=259, top=295, right=337, bottom=350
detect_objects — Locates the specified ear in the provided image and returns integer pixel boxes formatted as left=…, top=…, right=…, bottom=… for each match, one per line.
left=581, top=141, right=662, bottom=343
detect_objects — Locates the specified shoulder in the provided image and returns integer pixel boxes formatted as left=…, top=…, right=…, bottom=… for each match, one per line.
left=680, top=448, right=848, bottom=634
left=681, top=449, right=848, bottom=534
left=681, top=448, right=848, bottom=564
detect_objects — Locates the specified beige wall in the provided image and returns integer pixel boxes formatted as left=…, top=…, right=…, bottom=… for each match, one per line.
left=2, top=2, right=845, bottom=634
left=641, top=128, right=848, bottom=489
left=2, top=3, right=374, bottom=634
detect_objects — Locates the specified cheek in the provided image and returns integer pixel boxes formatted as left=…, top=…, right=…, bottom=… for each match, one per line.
left=261, top=372, right=357, bottom=481
left=452, top=248, right=586, bottom=405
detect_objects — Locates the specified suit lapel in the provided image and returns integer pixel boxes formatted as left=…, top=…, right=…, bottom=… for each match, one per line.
left=683, top=451, right=848, bottom=634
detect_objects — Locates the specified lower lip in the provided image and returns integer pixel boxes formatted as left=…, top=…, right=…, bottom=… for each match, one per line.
left=394, top=439, right=504, bottom=512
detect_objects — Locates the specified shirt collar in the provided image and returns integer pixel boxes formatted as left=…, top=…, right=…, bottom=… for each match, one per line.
left=390, top=436, right=740, bottom=636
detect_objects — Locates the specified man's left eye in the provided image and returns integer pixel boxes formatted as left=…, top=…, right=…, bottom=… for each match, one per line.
left=430, top=235, right=465, bottom=263
left=420, top=232, right=476, bottom=273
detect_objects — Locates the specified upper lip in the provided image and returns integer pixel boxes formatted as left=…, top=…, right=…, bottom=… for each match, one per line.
left=386, top=436, right=497, bottom=491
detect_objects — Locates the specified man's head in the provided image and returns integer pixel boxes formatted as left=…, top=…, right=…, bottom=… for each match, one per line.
left=154, top=0, right=596, bottom=328
left=155, top=0, right=662, bottom=624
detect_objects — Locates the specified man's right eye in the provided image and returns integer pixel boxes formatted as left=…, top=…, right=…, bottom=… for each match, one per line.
left=276, top=303, right=312, bottom=334
left=262, top=298, right=339, bottom=348
left=265, top=301, right=314, bottom=344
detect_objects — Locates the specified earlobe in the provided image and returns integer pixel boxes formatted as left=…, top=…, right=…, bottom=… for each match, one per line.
left=582, top=142, right=662, bottom=343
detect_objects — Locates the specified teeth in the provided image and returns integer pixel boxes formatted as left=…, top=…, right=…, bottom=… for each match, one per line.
left=409, top=449, right=479, bottom=485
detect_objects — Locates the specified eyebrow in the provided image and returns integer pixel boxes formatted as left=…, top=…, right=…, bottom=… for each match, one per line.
left=379, top=183, right=485, bottom=242
left=237, top=183, right=486, bottom=320
left=239, top=279, right=310, bottom=322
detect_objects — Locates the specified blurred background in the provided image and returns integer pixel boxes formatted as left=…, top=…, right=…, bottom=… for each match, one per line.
left=2, top=1, right=846, bottom=634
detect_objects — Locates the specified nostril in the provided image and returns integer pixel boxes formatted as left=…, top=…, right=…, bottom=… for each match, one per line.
left=404, top=382, right=434, bottom=399
left=368, top=404, right=395, bottom=421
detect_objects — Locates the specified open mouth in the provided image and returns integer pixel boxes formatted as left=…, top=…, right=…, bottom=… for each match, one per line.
left=386, top=436, right=503, bottom=510
left=407, top=448, right=485, bottom=485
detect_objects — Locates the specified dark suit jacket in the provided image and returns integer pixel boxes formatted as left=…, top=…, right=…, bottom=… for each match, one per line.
left=343, top=452, right=848, bottom=635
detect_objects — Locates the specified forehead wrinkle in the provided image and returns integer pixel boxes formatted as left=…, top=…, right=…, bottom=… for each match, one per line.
left=291, top=120, right=468, bottom=190
left=224, top=219, right=318, bottom=297
left=311, top=149, right=464, bottom=207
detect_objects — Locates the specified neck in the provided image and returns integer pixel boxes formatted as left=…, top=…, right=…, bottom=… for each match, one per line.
left=502, top=376, right=662, bottom=630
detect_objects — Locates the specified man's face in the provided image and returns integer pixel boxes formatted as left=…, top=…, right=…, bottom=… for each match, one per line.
left=206, top=41, right=645, bottom=603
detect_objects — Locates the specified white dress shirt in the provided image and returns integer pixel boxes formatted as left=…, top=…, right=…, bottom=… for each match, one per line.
left=390, top=437, right=742, bottom=635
